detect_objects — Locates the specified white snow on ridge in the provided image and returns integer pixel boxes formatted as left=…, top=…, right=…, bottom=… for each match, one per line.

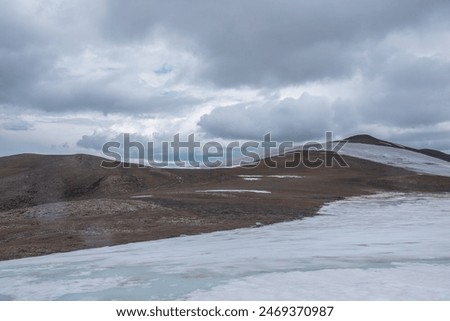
left=238, top=175, right=264, bottom=178
left=238, top=175, right=303, bottom=179
left=238, top=175, right=263, bottom=181
left=129, top=195, right=153, bottom=199
left=196, top=189, right=271, bottom=194
left=266, top=175, right=303, bottom=178
left=340, top=143, right=450, bottom=177
left=0, top=193, right=449, bottom=300
left=238, top=175, right=303, bottom=181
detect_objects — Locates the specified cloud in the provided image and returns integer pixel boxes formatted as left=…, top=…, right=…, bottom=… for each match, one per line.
left=51, top=142, right=69, bottom=150
left=77, top=132, right=151, bottom=151
left=198, top=94, right=352, bottom=141
left=2, top=0, right=450, bottom=155
left=77, top=133, right=110, bottom=150
left=0, top=2, right=204, bottom=116
left=100, top=0, right=450, bottom=87
left=2, top=119, right=33, bottom=131
left=360, top=54, right=450, bottom=127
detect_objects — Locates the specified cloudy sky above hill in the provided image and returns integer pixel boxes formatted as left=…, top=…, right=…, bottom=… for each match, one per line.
left=1, top=0, right=450, bottom=156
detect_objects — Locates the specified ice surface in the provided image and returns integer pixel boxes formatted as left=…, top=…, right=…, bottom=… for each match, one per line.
left=0, top=193, right=449, bottom=300
left=340, top=143, right=450, bottom=177
left=187, top=264, right=450, bottom=300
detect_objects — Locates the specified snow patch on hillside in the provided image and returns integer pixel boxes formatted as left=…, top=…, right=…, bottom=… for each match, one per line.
left=340, top=143, right=450, bottom=177
left=238, top=175, right=303, bottom=181
left=196, top=189, right=271, bottom=194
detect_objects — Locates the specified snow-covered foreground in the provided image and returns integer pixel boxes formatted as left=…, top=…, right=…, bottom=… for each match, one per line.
left=1, top=193, right=449, bottom=300
left=340, top=143, right=450, bottom=177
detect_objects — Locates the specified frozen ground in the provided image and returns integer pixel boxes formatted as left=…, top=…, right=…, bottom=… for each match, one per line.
left=340, top=143, right=450, bottom=177
left=0, top=193, right=449, bottom=300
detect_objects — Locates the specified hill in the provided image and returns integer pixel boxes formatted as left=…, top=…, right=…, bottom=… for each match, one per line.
left=344, top=134, right=450, bottom=162
left=1, top=137, right=450, bottom=260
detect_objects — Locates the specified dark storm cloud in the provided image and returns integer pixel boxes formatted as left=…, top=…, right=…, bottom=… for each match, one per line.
left=361, top=54, right=450, bottom=127
left=0, top=45, right=201, bottom=116
left=199, top=50, right=450, bottom=141
left=198, top=48, right=450, bottom=141
left=0, top=2, right=203, bottom=116
left=2, top=119, right=33, bottom=131
left=77, top=133, right=110, bottom=150
left=101, top=0, right=450, bottom=87
left=0, top=52, right=201, bottom=116
left=0, top=4, right=55, bottom=104
left=0, top=3, right=41, bottom=50
left=3, top=0, right=450, bottom=110
left=28, top=84, right=203, bottom=115
left=198, top=94, right=353, bottom=141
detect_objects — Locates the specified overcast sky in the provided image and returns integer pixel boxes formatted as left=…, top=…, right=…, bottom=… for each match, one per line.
left=1, top=0, right=450, bottom=156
